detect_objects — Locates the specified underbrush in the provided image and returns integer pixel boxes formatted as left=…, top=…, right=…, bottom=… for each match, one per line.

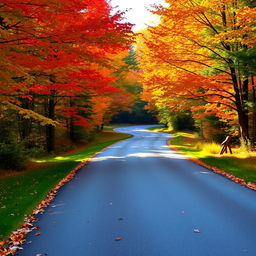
left=195, top=141, right=222, bottom=155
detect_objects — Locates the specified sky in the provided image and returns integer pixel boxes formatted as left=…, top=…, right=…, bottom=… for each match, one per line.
left=111, top=0, right=166, bottom=32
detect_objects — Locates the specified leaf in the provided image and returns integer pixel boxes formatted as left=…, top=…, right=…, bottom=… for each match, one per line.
left=0, top=241, right=6, bottom=247
left=115, top=237, right=123, bottom=241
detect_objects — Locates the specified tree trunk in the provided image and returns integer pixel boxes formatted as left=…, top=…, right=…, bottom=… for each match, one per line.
left=241, top=78, right=249, bottom=143
left=69, top=99, right=76, bottom=142
left=230, top=67, right=250, bottom=143
left=18, top=97, right=33, bottom=141
left=45, top=96, right=55, bottom=153
left=252, top=77, right=256, bottom=147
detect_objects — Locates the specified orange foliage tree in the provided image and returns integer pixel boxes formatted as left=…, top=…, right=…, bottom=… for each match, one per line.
left=138, top=0, right=256, bottom=143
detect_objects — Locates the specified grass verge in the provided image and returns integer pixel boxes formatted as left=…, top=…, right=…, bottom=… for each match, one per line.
left=149, top=127, right=256, bottom=185
left=0, top=129, right=131, bottom=239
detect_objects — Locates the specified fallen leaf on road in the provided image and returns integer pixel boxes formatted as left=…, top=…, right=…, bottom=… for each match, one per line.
left=0, top=241, right=6, bottom=246
left=115, top=237, right=123, bottom=241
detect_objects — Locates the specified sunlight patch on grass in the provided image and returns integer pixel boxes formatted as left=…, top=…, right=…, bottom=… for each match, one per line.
left=147, top=126, right=172, bottom=133
left=195, top=142, right=222, bottom=155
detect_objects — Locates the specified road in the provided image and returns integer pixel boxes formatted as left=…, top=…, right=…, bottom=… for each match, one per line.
left=18, top=125, right=256, bottom=256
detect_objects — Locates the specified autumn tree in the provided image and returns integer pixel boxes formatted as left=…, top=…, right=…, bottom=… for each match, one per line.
left=138, top=0, right=256, bottom=144
left=0, top=0, right=133, bottom=155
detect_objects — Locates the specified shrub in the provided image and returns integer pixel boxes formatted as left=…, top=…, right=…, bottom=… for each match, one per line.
left=0, top=142, right=27, bottom=170
left=172, top=112, right=195, bottom=131
left=195, top=142, right=222, bottom=155
left=26, top=147, right=44, bottom=158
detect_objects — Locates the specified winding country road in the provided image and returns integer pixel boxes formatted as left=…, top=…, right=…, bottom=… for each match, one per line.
left=18, top=125, right=256, bottom=256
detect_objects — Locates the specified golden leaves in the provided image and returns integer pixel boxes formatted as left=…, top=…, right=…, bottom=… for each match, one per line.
left=3, top=101, right=59, bottom=126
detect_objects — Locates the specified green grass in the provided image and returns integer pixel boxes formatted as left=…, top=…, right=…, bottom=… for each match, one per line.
left=0, top=129, right=131, bottom=239
left=149, top=127, right=256, bottom=185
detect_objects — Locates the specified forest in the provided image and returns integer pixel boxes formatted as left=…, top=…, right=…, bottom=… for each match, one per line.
left=0, top=0, right=256, bottom=171
left=0, top=0, right=143, bottom=171
left=138, top=0, right=256, bottom=147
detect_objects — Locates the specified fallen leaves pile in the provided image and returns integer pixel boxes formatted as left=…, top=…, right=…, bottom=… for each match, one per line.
left=167, top=140, right=256, bottom=191
left=0, top=157, right=95, bottom=256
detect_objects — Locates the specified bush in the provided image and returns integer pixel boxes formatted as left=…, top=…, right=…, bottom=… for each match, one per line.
left=69, top=126, right=90, bottom=142
left=26, top=147, right=44, bottom=158
left=0, top=142, right=27, bottom=170
left=172, top=112, right=195, bottom=131
left=195, top=142, right=222, bottom=155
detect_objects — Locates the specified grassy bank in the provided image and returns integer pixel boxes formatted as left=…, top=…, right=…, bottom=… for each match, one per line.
left=149, top=127, right=256, bottom=185
left=0, top=128, right=131, bottom=239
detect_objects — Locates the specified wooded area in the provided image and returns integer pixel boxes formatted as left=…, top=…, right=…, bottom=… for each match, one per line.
left=0, top=0, right=141, bottom=170
left=138, top=0, right=256, bottom=147
left=1, top=0, right=256, bottom=172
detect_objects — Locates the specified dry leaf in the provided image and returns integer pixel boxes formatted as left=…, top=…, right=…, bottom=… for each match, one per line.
left=35, top=232, right=41, bottom=236
left=0, top=241, right=6, bottom=246
left=115, top=237, right=123, bottom=241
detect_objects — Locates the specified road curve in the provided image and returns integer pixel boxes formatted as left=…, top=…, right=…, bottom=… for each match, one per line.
left=18, top=125, right=256, bottom=256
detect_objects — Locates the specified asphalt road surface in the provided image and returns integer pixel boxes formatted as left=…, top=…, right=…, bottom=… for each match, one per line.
left=18, top=125, right=256, bottom=256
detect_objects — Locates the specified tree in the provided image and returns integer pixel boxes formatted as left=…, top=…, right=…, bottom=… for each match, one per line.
left=138, top=0, right=256, bottom=144
left=0, top=0, right=134, bottom=153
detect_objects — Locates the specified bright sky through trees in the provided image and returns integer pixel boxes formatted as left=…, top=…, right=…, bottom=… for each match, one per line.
left=111, top=0, right=166, bottom=31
